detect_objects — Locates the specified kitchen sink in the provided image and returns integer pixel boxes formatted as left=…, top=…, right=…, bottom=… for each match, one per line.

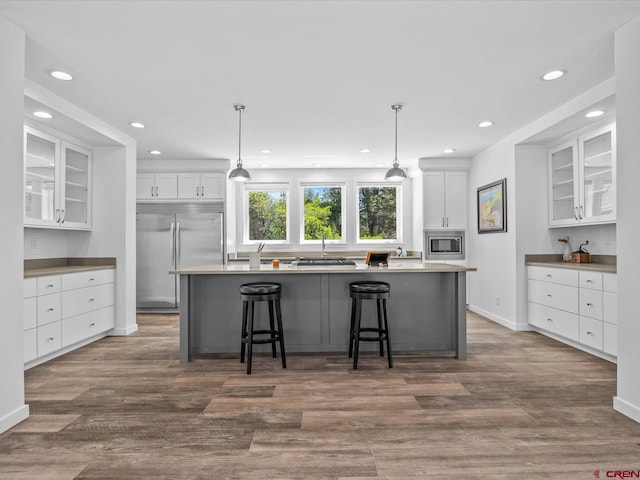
left=296, top=257, right=356, bottom=266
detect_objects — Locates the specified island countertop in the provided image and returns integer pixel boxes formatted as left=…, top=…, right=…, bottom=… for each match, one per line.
left=171, top=262, right=476, bottom=275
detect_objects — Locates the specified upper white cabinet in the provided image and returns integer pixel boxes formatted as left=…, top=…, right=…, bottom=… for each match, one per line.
left=548, top=123, right=616, bottom=227
left=24, top=126, right=92, bottom=230
left=177, top=173, right=225, bottom=200
left=137, top=173, right=178, bottom=200
left=423, top=171, right=468, bottom=230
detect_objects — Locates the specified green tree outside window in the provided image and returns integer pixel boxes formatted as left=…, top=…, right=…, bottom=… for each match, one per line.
left=358, top=186, right=397, bottom=240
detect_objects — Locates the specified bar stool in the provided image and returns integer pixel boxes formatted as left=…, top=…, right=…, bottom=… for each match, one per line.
left=239, top=282, right=286, bottom=375
left=348, top=281, right=393, bottom=369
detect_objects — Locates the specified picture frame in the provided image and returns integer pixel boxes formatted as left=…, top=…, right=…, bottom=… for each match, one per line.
left=477, top=178, right=507, bottom=234
left=365, top=251, right=390, bottom=267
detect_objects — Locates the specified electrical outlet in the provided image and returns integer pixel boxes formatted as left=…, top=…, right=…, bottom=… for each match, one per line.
left=496, top=296, right=500, bottom=306
left=30, top=237, right=38, bottom=249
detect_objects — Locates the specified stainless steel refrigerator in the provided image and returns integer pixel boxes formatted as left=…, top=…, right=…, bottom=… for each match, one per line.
left=136, top=203, right=225, bottom=310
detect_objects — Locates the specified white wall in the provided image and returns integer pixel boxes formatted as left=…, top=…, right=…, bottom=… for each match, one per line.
left=227, top=167, right=414, bottom=254
left=0, top=15, right=29, bottom=433
left=613, top=14, right=640, bottom=423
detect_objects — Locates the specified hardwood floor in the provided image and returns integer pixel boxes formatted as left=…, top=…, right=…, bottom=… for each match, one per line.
left=1, top=311, right=639, bottom=479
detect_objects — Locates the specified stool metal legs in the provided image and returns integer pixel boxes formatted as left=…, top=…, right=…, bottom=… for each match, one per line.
left=349, top=294, right=393, bottom=369
left=240, top=297, right=286, bottom=375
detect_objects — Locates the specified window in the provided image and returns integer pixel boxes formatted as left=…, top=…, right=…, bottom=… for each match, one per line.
left=301, top=185, right=344, bottom=241
left=245, top=184, right=289, bottom=242
left=357, top=185, right=400, bottom=241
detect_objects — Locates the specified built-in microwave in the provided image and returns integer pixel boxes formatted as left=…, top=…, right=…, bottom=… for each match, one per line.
left=424, top=230, right=465, bottom=260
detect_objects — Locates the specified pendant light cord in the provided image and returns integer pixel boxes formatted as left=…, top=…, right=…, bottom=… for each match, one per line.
left=394, top=106, right=398, bottom=168
left=237, top=106, right=243, bottom=168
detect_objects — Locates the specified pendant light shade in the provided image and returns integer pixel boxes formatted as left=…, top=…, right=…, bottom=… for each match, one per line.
left=385, top=104, right=407, bottom=181
left=228, top=104, right=251, bottom=182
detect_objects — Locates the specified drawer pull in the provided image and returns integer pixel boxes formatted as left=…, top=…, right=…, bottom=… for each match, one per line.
left=586, top=279, right=593, bottom=284
left=89, top=278, right=95, bottom=281
left=47, top=308, right=54, bottom=312
left=587, top=331, right=594, bottom=336
left=587, top=303, right=593, bottom=307
left=89, top=298, right=95, bottom=302
left=547, top=318, right=553, bottom=322
left=89, top=322, right=96, bottom=327
left=546, top=293, right=552, bottom=297
left=546, top=274, right=552, bottom=278
left=47, top=284, right=54, bottom=288
left=47, top=336, right=54, bottom=341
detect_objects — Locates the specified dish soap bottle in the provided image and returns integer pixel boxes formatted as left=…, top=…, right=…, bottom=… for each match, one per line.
left=558, top=236, right=572, bottom=262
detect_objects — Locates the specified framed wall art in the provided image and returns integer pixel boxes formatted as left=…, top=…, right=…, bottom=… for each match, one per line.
left=477, top=178, right=507, bottom=233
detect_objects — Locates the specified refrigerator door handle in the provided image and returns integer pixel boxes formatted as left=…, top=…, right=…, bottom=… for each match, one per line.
left=170, top=222, right=175, bottom=267
left=176, top=222, right=181, bottom=266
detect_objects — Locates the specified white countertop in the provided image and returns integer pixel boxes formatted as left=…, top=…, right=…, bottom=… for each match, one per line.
left=171, top=262, right=476, bottom=275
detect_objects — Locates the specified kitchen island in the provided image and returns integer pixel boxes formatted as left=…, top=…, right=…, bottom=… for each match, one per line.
left=172, top=263, right=476, bottom=363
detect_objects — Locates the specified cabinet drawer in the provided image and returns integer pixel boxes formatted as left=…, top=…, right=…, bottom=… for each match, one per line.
left=603, top=292, right=617, bottom=325
left=579, top=288, right=603, bottom=320
left=24, top=329, right=37, bottom=363
left=580, top=317, right=603, bottom=351
left=528, top=302, right=579, bottom=342
left=24, top=278, right=37, bottom=298
left=62, top=306, right=115, bottom=348
left=61, top=283, right=114, bottom=318
left=603, top=322, right=618, bottom=356
left=37, top=321, right=61, bottom=357
left=37, top=275, right=61, bottom=295
left=24, top=297, right=37, bottom=330
left=579, top=271, right=602, bottom=291
left=37, top=293, right=61, bottom=326
left=603, top=273, right=617, bottom=293
left=61, top=269, right=114, bottom=291
left=528, top=266, right=578, bottom=286
left=528, top=279, right=578, bottom=313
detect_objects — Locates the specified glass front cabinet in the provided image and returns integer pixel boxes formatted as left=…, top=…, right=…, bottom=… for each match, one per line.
left=548, top=123, right=615, bottom=227
left=24, top=126, right=92, bottom=230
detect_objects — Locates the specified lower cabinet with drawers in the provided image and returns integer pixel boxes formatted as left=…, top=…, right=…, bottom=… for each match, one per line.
left=527, top=265, right=617, bottom=362
left=23, top=268, right=115, bottom=369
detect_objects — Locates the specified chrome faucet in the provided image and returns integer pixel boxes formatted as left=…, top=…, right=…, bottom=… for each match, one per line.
left=321, top=231, right=326, bottom=256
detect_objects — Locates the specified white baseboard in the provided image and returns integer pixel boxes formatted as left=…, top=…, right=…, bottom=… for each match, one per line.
left=0, top=404, right=29, bottom=434
left=614, top=396, right=640, bottom=424
left=467, top=305, right=532, bottom=331
left=109, top=323, right=138, bottom=336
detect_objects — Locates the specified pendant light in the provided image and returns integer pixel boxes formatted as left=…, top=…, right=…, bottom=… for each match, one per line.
left=228, top=104, right=251, bottom=182
left=384, top=104, right=407, bottom=181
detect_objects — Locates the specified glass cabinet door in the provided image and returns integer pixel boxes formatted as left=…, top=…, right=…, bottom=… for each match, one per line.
left=549, top=140, right=578, bottom=225
left=61, top=142, right=90, bottom=226
left=24, top=129, right=59, bottom=225
left=580, top=127, right=614, bottom=222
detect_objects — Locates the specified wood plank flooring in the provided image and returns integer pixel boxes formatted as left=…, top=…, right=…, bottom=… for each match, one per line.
left=1, top=311, right=639, bottom=479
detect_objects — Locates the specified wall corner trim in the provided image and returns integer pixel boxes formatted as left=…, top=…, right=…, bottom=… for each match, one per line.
left=109, top=324, right=139, bottom=336
left=0, top=404, right=29, bottom=434
left=613, top=397, right=640, bottom=424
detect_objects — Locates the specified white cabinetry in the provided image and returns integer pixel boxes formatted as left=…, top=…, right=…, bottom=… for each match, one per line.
left=548, top=123, right=615, bottom=227
left=423, top=171, right=468, bottom=230
left=527, top=265, right=617, bottom=361
left=23, top=268, right=115, bottom=369
left=24, top=126, right=92, bottom=230
left=177, top=173, right=225, bottom=200
left=137, top=173, right=178, bottom=200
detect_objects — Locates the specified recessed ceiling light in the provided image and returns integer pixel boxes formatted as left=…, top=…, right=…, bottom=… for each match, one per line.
left=260, top=149, right=272, bottom=154
left=478, top=121, right=494, bottom=128
left=149, top=150, right=161, bottom=155
left=375, top=162, right=385, bottom=167
left=33, top=111, right=53, bottom=119
left=311, top=163, right=322, bottom=167
left=130, top=122, right=145, bottom=129
left=260, top=164, right=269, bottom=168
left=443, top=148, right=456, bottom=154
left=542, top=70, right=565, bottom=81
left=50, top=70, right=73, bottom=81
left=585, top=110, right=604, bottom=118
left=360, top=148, right=371, bottom=154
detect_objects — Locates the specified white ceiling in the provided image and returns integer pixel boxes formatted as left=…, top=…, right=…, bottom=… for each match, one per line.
left=2, top=0, right=640, bottom=172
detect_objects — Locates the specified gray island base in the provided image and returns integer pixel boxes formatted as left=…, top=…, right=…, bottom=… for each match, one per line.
left=172, top=263, right=476, bottom=363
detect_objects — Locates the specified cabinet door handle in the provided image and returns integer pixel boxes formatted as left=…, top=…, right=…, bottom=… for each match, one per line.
left=47, top=284, right=54, bottom=288
left=579, top=205, right=584, bottom=219
left=196, top=186, right=200, bottom=197
left=546, top=274, right=552, bottom=278
left=546, top=293, right=552, bottom=297
left=47, top=308, right=54, bottom=312
left=587, top=331, right=594, bottom=336
left=586, top=279, right=593, bottom=283
left=546, top=318, right=553, bottom=322
left=60, top=209, right=65, bottom=224
left=586, top=302, right=593, bottom=307
left=48, top=337, right=54, bottom=341
left=155, top=186, right=159, bottom=196
left=56, top=208, right=61, bottom=223
left=201, top=185, right=204, bottom=196
left=89, top=322, right=96, bottom=327
left=445, top=217, right=449, bottom=227
left=574, top=207, right=579, bottom=220
left=151, top=186, right=154, bottom=197
left=89, top=278, right=95, bottom=282
left=89, top=298, right=95, bottom=302
left=442, top=218, right=445, bottom=227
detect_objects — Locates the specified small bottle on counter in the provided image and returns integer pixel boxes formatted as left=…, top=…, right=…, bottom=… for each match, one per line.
left=272, top=259, right=280, bottom=268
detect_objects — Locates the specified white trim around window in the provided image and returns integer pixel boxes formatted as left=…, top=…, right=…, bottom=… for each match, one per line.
left=299, top=182, right=347, bottom=245
left=356, top=182, right=403, bottom=244
left=243, top=182, right=291, bottom=245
